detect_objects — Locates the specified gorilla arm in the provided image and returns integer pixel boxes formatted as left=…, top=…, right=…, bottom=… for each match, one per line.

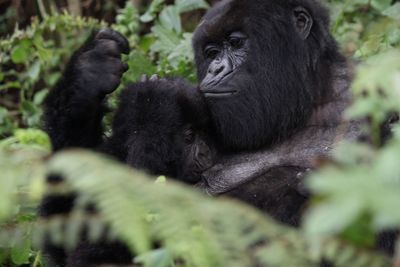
left=197, top=119, right=361, bottom=196
left=43, top=29, right=129, bottom=151
left=197, top=116, right=361, bottom=226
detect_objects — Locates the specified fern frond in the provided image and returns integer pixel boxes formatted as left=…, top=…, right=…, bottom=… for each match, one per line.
left=43, top=150, right=391, bottom=267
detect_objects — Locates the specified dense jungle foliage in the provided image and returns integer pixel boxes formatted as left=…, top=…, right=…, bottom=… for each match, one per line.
left=1, top=0, right=400, bottom=266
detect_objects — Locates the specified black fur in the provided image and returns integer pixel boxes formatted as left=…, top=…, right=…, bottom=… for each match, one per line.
left=44, top=29, right=129, bottom=151
left=193, top=0, right=346, bottom=220
left=40, top=1, right=378, bottom=266
left=103, top=78, right=214, bottom=182
left=193, top=0, right=344, bottom=150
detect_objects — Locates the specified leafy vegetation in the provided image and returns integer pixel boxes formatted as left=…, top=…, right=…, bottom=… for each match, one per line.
left=1, top=0, right=400, bottom=266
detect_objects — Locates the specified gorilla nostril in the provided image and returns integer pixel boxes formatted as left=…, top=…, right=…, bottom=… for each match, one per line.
left=210, top=65, right=224, bottom=76
left=216, top=65, right=224, bottom=74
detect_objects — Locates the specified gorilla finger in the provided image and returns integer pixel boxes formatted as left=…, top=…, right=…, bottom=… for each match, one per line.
left=108, top=74, right=122, bottom=90
left=95, top=28, right=130, bottom=54
left=94, top=39, right=121, bottom=58
left=140, top=74, right=148, bottom=82
left=122, top=63, right=129, bottom=72
left=105, top=57, right=129, bottom=74
left=81, top=52, right=127, bottom=75
left=100, top=74, right=121, bottom=94
left=149, top=74, right=159, bottom=81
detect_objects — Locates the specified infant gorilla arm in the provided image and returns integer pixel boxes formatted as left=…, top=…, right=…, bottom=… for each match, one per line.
left=44, top=29, right=129, bottom=150
left=44, top=29, right=214, bottom=183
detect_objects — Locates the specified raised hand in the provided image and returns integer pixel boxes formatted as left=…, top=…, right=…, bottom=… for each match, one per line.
left=70, top=28, right=130, bottom=96
left=43, top=29, right=130, bottom=150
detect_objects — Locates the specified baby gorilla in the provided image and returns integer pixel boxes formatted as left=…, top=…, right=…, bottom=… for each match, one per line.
left=40, top=82, right=213, bottom=265
left=40, top=30, right=215, bottom=266
left=43, top=29, right=214, bottom=183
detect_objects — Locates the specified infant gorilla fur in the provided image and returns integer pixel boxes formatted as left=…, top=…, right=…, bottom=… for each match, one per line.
left=40, top=78, right=215, bottom=266
left=103, top=77, right=215, bottom=183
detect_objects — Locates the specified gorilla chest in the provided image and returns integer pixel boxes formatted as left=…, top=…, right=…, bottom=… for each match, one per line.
left=226, top=166, right=310, bottom=226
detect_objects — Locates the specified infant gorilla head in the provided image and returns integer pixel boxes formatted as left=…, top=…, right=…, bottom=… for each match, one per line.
left=111, top=77, right=215, bottom=183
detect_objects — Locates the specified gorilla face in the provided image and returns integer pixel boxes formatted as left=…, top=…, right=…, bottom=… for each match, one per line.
left=193, top=0, right=340, bottom=150
left=199, top=30, right=249, bottom=98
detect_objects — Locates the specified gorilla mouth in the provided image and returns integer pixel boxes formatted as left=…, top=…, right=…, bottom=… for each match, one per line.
left=200, top=71, right=238, bottom=98
left=203, top=91, right=238, bottom=98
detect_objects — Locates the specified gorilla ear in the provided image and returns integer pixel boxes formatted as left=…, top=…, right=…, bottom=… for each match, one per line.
left=293, top=7, right=313, bottom=40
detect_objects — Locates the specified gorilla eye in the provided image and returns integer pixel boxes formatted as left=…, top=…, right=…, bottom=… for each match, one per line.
left=228, top=32, right=247, bottom=49
left=204, top=46, right=220, bottom=59
left=229, top=37, right=244, bottom=48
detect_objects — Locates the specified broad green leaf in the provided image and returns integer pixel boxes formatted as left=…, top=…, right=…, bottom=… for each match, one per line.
left=11, top=45, right=29, bottom=64
left=33, top=89, right=49, bottom=105
left=371, top=0, right=392, bottom=12
left=150, top=24, right=181, bottom=53
left=0, top=81, right=21, bottom=90
left=10, top=238, right=31, bottom=265
left=13, top=128, right=51, bottom=149
left=27, top=60, right=41, bottom=82
left=382, top=3, right=400, bottom=21
left=159, top=6, right=182, bottom=33
left=0, top=249, right=7, bottom=263
left=155, top=176, right=167, bottom=184
left=122, top=51, right=156, bottom=83
left=304, top=198, right=364, bottom=236
left=140, top=0, right=166, bottom=23
left=175, top=0, right=209, bottom=13
left=135, top=249, right=173, bottom=267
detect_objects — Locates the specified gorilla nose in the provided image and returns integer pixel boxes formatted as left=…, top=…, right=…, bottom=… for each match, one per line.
left=201, top=58, right=234, bottom=90
left=209, top=64, right=225, bottom=76
left=208, top=58, right=232, bottom=78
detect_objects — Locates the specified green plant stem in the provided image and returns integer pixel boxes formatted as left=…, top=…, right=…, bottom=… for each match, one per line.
left=36, top=0, right=48, bottom=18
left=32, top=251, right=42, bottom=267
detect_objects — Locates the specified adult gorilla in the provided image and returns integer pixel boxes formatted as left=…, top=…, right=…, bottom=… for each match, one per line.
left=194, top=0, right=392, bottom=256
left=193, top=0, right=358, bottom=226
left=41, top=0, right=367, bottom=265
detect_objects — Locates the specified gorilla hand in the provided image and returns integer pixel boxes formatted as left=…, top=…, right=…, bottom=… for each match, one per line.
left=72, top=28, right=129, bottom=97
left=43, top=29, right=129, bottom=151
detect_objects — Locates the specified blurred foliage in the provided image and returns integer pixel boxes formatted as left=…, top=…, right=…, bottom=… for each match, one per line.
left=1, top=0, right=400, bottom=266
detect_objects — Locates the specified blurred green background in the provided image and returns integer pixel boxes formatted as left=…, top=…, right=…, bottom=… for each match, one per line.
left=1, top=1, right=400, bottom=267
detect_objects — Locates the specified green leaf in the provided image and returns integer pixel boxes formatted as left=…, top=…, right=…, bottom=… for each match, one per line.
left=135, top=249, right=174, bottom=267
left=27, top=60, right=41, bottom=81
left=155, top=176, right=167, bottom=184
left=33, top=89, right=49, bottom=105
left=371, top=0, right=392, bottom=12
left=382, top=3, right=400, bottom=21
left=175, top=0, right=209, bottom=13
left=13, top=128, right=51, bottom=149
left=150, top=24, right=181, bottom=54
left=122, top=51, right=156, bottom=83
left=11, top=45, right=29, bottom=64
left=159, top=6, right=182, bottom=33
left=0, top=81, right=21, bottom=90
left=140, top=0, right=166, bottom=23
left=0, top=249, right=8, bottom=263
left=10, top=238, right=31, bottom=265
left=304, top=197, right=364, bottom=237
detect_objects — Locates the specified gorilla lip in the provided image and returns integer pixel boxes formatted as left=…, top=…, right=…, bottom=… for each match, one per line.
left=202, top=91, right=238, bottom=98
left=200, top=71, right=237, bottom=98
